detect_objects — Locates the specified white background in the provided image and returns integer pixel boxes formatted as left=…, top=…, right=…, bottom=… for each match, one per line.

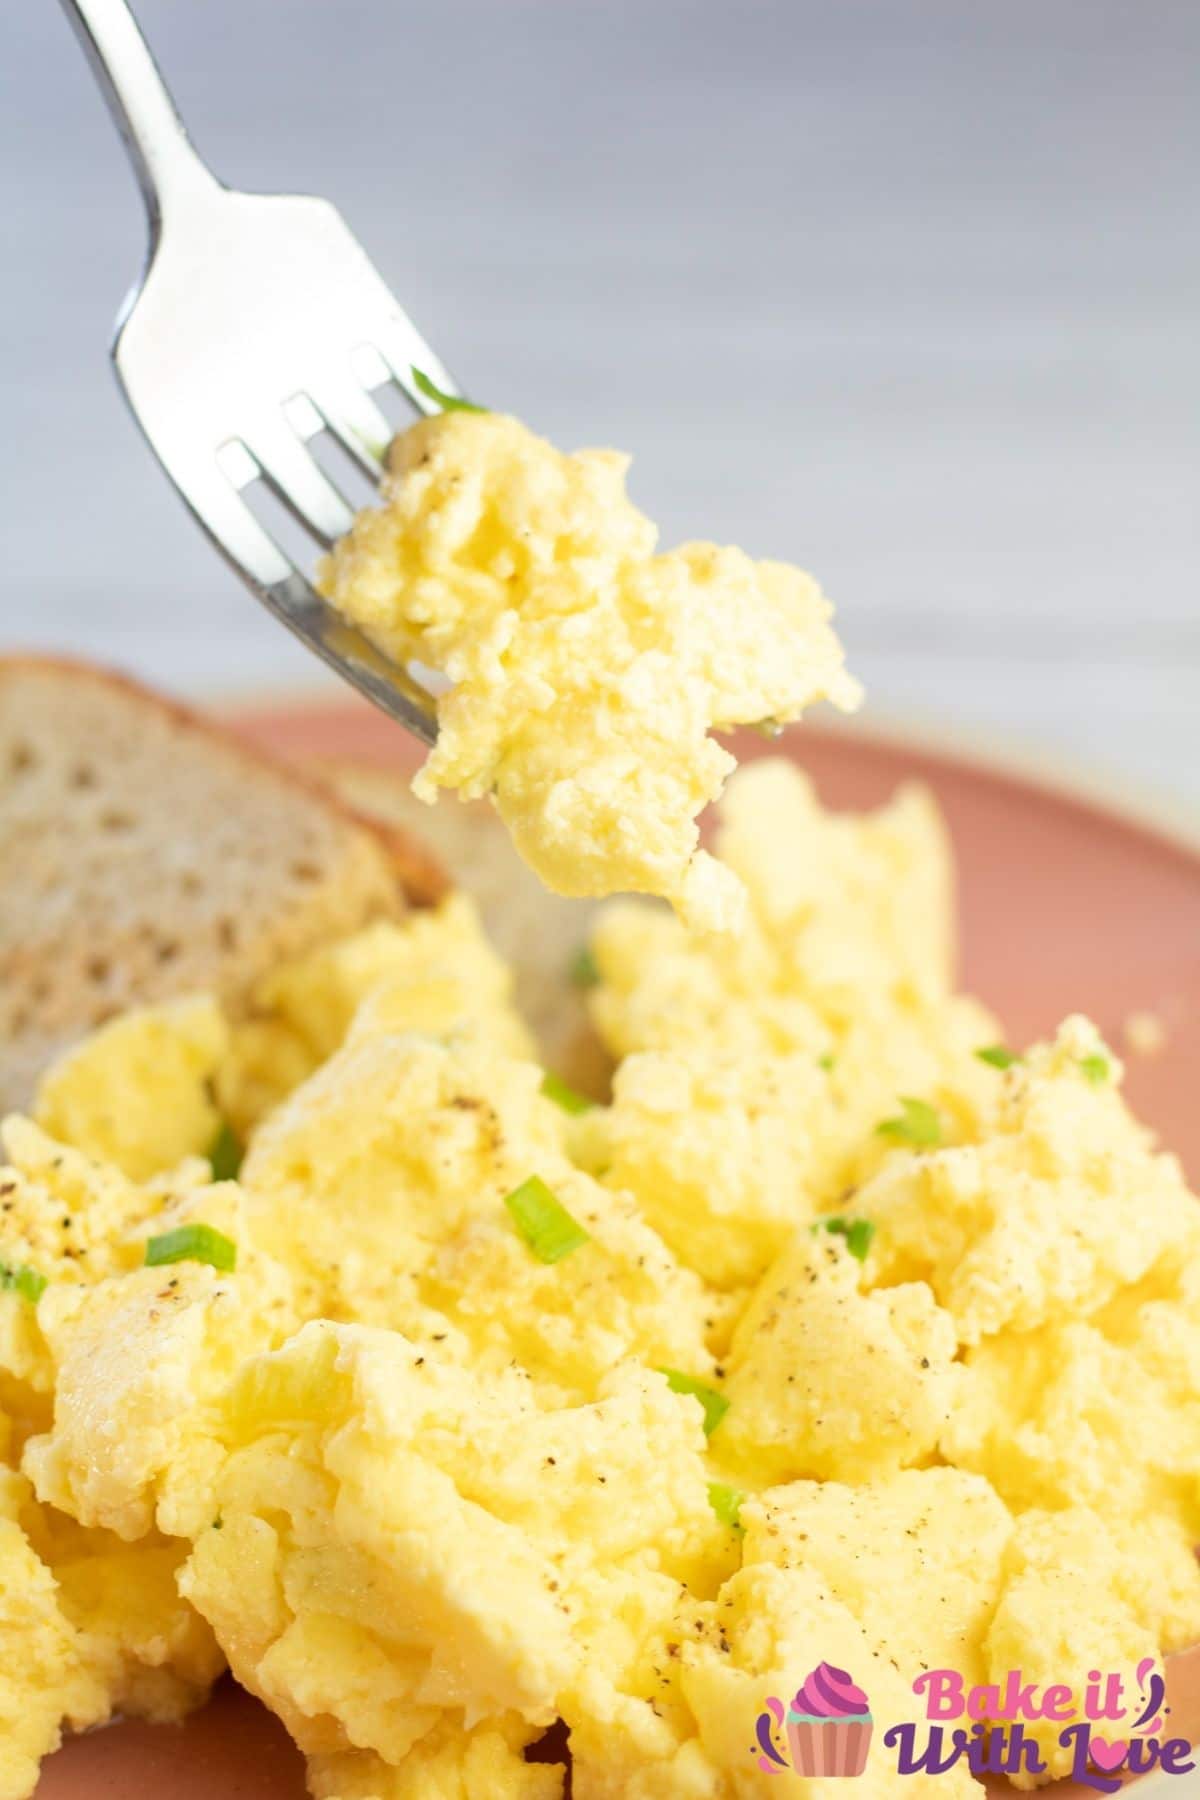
left=2, top=1, right=1196, bottom=814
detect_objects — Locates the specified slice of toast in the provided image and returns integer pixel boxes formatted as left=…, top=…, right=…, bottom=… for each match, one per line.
left=0, top=657, right=446, bottom=1113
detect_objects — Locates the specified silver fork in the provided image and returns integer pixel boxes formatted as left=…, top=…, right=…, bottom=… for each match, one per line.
left=61, top=0, right=456, bottom=744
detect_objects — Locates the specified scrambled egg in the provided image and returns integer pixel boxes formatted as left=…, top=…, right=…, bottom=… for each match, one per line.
left=307, top=1719, right=564, bottom=1800
left=0, top=1386, right=223, bottom=1800
left=848, top=1014, right=1192, bottom=1343
left=25, top=1191, right=295, bottom=1543
left=34, top=996, right=229, bottom=1182
left=1, top=756, right=1198, bottom=1797
left=588, top=759, right=965, bottom=1055
left=318, top=413, right=860, bottom=931
left=587, top=760, right=1000, bottom=1218
left=0, top=1464, right=105, bottom=1800
left=717, top=1232, right=961, bottom=1485
left=219, top=894, right=535, bottom=1139
left=597, top=1046, right=834, bottom=1288
left=181, top=1326, right=729, bottom=1778
left=944, top=1225, right=1200, bottom=1533
left=982, top=1507, right=1199, bottom=1781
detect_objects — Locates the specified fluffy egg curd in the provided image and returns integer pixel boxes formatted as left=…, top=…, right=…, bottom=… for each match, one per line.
left=1, top=757, right=1198, bottom=1799
left=317, top=410, right=861, bottom=932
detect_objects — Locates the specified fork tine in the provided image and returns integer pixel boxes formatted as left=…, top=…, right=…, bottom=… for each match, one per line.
left=308, top=380, right=393, bottom=480
left=242, top=422, right=357, bottom=548
left=176, top=459, right=294, bottom=589
left=261, top=569, right=439, bottom=745
left=170, top=458, right=438, bottom=745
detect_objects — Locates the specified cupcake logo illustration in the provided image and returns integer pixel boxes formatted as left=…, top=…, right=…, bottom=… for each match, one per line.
left=754, top=1663, right=874, bottom=1777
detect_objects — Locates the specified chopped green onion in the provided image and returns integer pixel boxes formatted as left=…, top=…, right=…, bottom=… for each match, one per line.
left=211, top=1515, right=224, bottom=1532
left=0, top=1263, right=47, bottom=1304
left=411, top=366, right=486, bottom=414
left=817, top=1053, right=836, bottom=1073
left=707, top=1481, right=745, bottom=1532
left=750, top=718, right=784, bottom=740
left=876, top=1096, right=942, bottom=1148
left=975, top=1044, right=1019, bottom=1071
left=813, top=1216, right=876, bottom=1263
left=1079, top=1053, right=1111, bottom=1084
left=569, top=946, right=600, bottom=989
left=145, top=1223, right=237, bottom=1274
left=658, top=1368, right=729, bottom=1437
left=207, top=1122, right=243, bottom=1182
left=503, top=1176, right=589, bottom=1264
left=14, top=1266, right=47, bottom=1304
left=540, top=1072, right=594, bottom=1116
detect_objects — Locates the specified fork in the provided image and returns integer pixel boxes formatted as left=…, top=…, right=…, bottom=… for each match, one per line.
left=61, top=0, right=458, bottom=744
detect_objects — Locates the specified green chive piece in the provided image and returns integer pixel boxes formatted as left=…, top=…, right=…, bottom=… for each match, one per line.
left=145, top=1223, right=237, bottom=1274
left=411, top=366, right=486, bottom=414
left=976, top=1044, right=1019, bottom=1070
left=569, top=946, right=600, bottom=989
left=658, top=1368, right=729, bottom=1437
left=817, top=1053, right=836, bottom=1072
left=707, top=1481, right=745, bottom=1532
left=0, top=1263, right=47, bottom=1305
left=876, top=1096, right=942, bottom=1147
left=814, top=1216, right=876, bottom=1263
left=207, top=1122, right=243, bottom=1182
left=540, top=1072, right=594, bottom=1116
left=14, top=1266, right=47, bottom=1304
left=1079, top=1053, right=1111, bottom=1084
left=503, top=1176, right=589, bottom=1264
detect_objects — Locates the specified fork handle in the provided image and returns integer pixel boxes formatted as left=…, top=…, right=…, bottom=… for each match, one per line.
left=59, top=0, right=216, bottom=231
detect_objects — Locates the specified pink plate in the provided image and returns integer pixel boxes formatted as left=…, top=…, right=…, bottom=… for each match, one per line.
left=35, top=702, right=1200, bottom=1798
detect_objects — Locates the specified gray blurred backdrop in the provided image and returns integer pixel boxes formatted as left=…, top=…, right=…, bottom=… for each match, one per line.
left=2, top=1, right=1197, bottom=810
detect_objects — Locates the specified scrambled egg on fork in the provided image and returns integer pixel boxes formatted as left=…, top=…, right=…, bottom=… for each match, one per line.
left=318, top=411, right=861, bottom=933
left=0, top=755, right=1197, bottom=1799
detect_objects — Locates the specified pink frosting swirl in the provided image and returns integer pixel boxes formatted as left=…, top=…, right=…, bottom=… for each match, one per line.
left=790, top=1663, right=870, bottom=1718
